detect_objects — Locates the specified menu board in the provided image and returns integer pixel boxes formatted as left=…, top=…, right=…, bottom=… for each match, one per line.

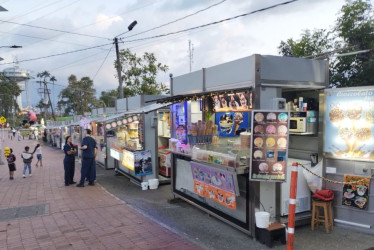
left=250, top=110, right=290, bottom=182
left=325, top=88, right=374, bottom=161
left=342, top=175, right=370, bottom=210
left=191, top=161, right=237, bottom=210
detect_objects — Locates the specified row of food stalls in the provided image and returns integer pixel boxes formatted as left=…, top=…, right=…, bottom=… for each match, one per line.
left=43, top=54, right=374, bottom=237
left=44, top=97, right=173, bottom=185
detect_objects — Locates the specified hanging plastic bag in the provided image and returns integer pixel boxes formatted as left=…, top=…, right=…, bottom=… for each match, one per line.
left=302, top=160, right=323, bottom=193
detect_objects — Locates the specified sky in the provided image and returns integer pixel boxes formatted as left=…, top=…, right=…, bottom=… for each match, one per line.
left=0, top=0, right=372, bottom=109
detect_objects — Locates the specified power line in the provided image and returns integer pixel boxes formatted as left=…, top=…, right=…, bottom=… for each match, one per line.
left=120, top=0, right=300, bottom=43
left=122, top=0, right=228, bottom=39
left=0, top=30, right=109, bottom=50
left=0, top=19, right=111, bottom=40
left=93, top=44, right=114, bottom=80
left=0, top=43, right=113, bottom=65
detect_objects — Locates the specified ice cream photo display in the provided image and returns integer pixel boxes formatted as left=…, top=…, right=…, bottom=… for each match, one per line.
left=215, top=112, right=249, bottom=137
left=250, top=111, right=290, bottom=182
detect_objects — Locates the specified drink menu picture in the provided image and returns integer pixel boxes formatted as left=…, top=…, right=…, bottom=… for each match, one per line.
left=250, top=110, right=290, bottom=182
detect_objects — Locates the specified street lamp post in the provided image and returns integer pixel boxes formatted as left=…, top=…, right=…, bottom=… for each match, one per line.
left=114, top=21, right=137, bottom=99
left=0, top=45, right=22, bottom=48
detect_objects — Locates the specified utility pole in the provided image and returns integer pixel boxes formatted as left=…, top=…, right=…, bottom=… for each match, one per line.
left=114, top=37, right=124, bottom=99
left=188, top=40, right=194, bottom=73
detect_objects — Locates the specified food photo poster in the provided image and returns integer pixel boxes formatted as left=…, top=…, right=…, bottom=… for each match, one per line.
left=325, top=88, right=374, bottom=161
left=342, top=175, right=370, bottom=210
left=215, top=112, right=249, bottom=137
left=250, top=110, right=290, bottom=182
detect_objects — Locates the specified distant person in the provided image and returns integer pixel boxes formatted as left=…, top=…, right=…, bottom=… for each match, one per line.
left=17, top=130, right=21, bottom=141
left=12, top=128, right=16, bottom=137
left=34, top=130, right=39, bottom=141
left=5, top=147, right=16, bottom=180
left=35, top=142, right=43, bottom=167
left=63, top=136, right=76, bottom=186
left=77, top=129, right=97, bottom=187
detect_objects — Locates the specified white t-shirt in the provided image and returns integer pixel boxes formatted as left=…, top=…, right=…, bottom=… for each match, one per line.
left=36, top=147, right=42, bottom=155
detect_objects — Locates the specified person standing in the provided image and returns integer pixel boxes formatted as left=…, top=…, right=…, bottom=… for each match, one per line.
left=35, top=142, right=43, bottom=167
left=17, top=130, right=21, bottom=141
left=21, top=146, right=33, bottom=178
left=77, top=129, right=97, bottom=187
left=63, top=136, right=76, bottom=186
left=5, top=147, right=16, bottom=180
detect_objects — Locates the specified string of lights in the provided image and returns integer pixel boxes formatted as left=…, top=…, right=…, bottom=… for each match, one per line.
left=120, top=0, right=300, bottom=43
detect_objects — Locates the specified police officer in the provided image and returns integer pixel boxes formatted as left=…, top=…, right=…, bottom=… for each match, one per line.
left=76, top=129, right=97, bottom=187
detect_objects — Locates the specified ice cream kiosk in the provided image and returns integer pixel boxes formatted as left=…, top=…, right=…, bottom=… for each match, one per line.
left=157, top=54, right=328, bottom=236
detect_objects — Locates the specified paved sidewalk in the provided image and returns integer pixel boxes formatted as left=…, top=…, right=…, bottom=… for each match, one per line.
left=0, top=135, right=199, bottom=250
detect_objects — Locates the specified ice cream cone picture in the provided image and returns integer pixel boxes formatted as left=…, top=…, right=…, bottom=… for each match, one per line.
left=234, top=112, right=243, bottom=134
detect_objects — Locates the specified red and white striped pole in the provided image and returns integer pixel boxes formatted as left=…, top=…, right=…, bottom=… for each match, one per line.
left=287, top=162, right=299, bottom=250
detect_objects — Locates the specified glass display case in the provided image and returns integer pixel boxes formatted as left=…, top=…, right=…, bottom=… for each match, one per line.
left=91, top=122, right=106, bottom=165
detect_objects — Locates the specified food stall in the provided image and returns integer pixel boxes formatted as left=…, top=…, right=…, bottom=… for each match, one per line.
left=105, top=100, right=171, bottom=185
left=156, top=54, right=328, bottom=235
left=90, top=117, right=106, bottom=167
left=323, top=86, right=374, bottom=234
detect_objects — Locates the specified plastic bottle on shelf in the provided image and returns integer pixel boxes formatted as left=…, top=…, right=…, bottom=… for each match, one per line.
left=269, top=206, right=275, bottom=224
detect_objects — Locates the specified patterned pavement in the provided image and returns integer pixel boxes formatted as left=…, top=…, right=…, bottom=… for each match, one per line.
left=0, top=134, right=199, bottom=250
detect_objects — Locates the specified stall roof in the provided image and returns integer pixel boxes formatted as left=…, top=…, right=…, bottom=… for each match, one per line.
left=152, top=87, right=253, bottom=104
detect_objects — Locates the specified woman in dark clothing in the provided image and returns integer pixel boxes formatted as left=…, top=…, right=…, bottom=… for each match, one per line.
left=63, top=136, right=76, bottom=186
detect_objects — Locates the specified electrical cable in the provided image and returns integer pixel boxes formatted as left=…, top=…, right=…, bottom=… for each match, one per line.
left=93, top=44, right=114, bottom=80
left=4, top=0, right=65, bottom=21
left=49, top=49, right=111, bottom=72
left=0, top=30, right=109, bottom=50
left=0, top=43, right=113, bottom=66
left=122, top=0, right=228, bottom=39
left=0, top=19, right=111, bottom=40
left=120, top=0, right=300, bottom=43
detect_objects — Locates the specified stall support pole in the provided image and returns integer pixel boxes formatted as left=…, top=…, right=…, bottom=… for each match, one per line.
left=287, top=162, right=298, bottom=250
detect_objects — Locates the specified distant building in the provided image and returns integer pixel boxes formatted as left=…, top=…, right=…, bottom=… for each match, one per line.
left=1, top=66, right=31, bottom=109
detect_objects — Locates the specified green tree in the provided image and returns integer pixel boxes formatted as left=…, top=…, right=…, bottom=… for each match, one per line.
left=99, top=89, right=118, bottom=107
left=58, top=75, right=98, bottom=115
left=115, top=49, right=169, bottom=97
left=0, top=74, right=21, bottom=126
left=278, top=0, right=374, bottom=87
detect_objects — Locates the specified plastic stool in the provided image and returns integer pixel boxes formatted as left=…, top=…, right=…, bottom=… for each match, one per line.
left=255, top=223, right=286, bottom=248
left=311, top=200, right=333, bottom=233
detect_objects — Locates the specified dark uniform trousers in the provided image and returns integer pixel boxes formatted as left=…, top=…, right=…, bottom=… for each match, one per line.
left=64, top=160, right=75, bottom=185
left=79, top=158, right=95, bottom=185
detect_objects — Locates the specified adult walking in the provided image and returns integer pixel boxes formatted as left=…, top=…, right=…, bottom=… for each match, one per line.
left=63, top=136, right=76, bottom=186
left=77, top=129, right=97, bottom=187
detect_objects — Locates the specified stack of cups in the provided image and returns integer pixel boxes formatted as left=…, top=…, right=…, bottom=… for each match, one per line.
left=240, top=132, right=251, bottom=149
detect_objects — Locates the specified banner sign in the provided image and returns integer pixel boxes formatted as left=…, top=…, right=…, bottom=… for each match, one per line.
left=191, top=161, right=237, bottom=210
left=342, top=175, right=371, bottom=210
left=325, top=88, right=374, bottom=161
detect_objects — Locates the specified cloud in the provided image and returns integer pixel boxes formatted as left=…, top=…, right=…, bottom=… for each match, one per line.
left=95, top=14, right=123, bottom=31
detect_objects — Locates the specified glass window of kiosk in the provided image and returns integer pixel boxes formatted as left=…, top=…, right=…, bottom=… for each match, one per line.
left=113, top=120, right=143, bottom=151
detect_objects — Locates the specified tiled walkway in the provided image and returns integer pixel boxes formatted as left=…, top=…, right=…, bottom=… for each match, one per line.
left=0, top=135, right=199, bottom=250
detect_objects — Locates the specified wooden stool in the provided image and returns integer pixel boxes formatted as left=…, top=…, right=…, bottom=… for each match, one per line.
left=255, top=223, right=286, bottom=248
left=311, top=200, right=334, bottom=233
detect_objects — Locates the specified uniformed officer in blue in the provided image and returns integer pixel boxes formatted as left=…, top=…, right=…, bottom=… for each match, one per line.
left=77, top=129, right=97, bottom=187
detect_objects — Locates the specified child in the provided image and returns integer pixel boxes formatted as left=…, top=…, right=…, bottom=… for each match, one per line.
left=35, top=143, right=43, bottom=167
left=21, top=146, right=33, bottom=178
left=4, top=147, right=16, bottom=180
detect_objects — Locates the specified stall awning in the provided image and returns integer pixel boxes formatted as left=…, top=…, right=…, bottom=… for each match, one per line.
left=150, top=87, right=253, bottom=104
